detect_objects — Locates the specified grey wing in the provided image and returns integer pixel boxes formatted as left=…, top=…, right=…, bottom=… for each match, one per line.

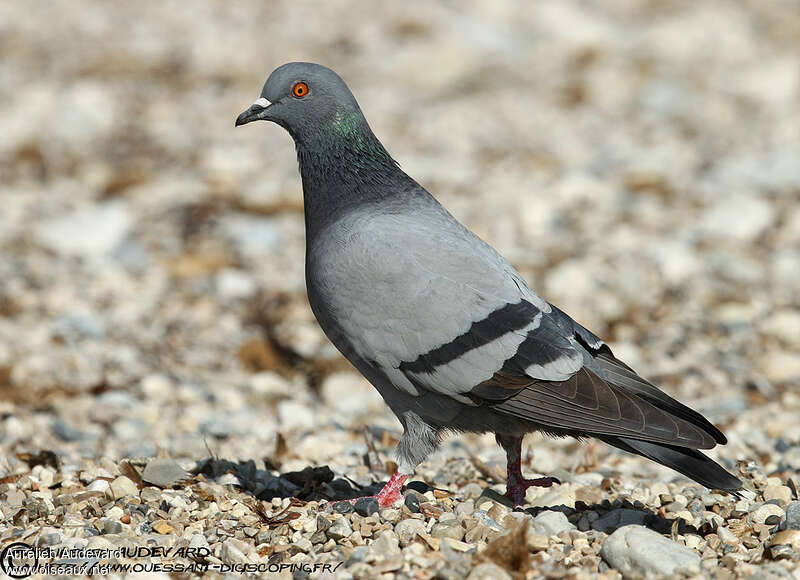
left=311, top=209, right=569, bottom=400
left=398, top=291, right=720, bottom=449
left=462, top=304, right=724, bottom=449
left=551, top=306, right=727, bottom=444
left=316, top=210, right=720, bottom=450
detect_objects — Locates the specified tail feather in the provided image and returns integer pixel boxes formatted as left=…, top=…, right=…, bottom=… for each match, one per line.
left=601, top=436, right=742, bottom=493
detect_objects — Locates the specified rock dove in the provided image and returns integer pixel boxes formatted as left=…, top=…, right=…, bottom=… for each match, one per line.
left=236, top=62, right=742, bottom=506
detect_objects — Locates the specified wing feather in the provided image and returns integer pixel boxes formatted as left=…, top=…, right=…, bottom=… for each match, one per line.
left=313, top=208, right=723, bottom=451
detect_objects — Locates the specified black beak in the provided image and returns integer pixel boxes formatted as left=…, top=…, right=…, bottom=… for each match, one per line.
left=235, top=102, right=270, bottom=127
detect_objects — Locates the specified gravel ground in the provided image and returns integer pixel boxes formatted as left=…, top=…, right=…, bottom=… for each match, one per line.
left=1, top=1, right=800, bottom=578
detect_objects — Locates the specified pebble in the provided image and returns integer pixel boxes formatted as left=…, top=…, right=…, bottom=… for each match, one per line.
left=467, top=562, right=512, bottom=580
left=332, top=501, right=354, bottom=514
left=380, top=508, right=400, bottom=524
left=748, top=503, right=785, bottom=526
left=107, top=476, right=139, bottom=499
left=404, top=493, right=421, bottom=513
left=327, top=517, right=353, bottom=541
left=395, top=519, right=427, bottom=546
left=455, top=499, right=474, bottom=516
left=152, top=520, right=175, bottom=534
left=105, top=506, right=124, bottom=520
left=601, top=525, right=701, bottom=576
left=103, top=520, right=123, bottom=535
left=783, top=501, right=800, bottom=530
left=5, top=489, right=25, bottom=507
left=39, top=531, right=61, bottom=546
left=762, top=485, right=792, bottom=506
left=768, top=529, right=800, bottom=551
left=141, top=458, right=187, bottom=488
left=354, top=497, right=379, bottom=517
left=473, top=510, right=506, bottom=533
left=591, top=508, right=649, bottom=533
left=527, top=533, right=549, bottom=551
left=140, top=487, right=162, bottom=503
left=248, top=372, right=293, bottom=400
left=528, top=487, right=576, bottom=508
left=276, top=400, right=315, bottom=430
left=216, top=269, right=257, bottom=300
left=320, top=372, right=380, bottom=414
left=699, top=193, right=774, bottom=242
left=87, top=480, right=110, bottom=493
left=34, top=202, right=133, bottom=258
left=293, top=537, right=313, bottom=552
left=370, top=530, right=401, bottom=557
left=218, top=213, right=282, bottom=257
left=51, top=419, right=86, bottom=442
left=432, top=520, right=465, bottom=541
left=190, top=534, right=211, bottom=551
left=717, top=526, right=740, bottom=545
left=530, top=510, right=575, bottom=537
left=221, top=538, right=251, bottom=564
left=420, top=502, right=444, bottom=518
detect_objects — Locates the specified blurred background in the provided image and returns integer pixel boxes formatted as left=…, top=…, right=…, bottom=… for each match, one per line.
left=1, top=0, right=799, bottom=489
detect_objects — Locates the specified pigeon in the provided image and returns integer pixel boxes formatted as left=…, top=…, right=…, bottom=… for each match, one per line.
left=236, top=62, right=742, bottom=506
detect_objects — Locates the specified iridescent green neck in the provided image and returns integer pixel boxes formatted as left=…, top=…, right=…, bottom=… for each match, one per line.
left=295, top=108, right=410, bottom=233
left=297, top=108, right=398, bottom=183
left=331, top=109, right=365, bottom=139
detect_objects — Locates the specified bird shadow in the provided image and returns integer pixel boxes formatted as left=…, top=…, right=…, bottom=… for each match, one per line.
left=190, top=457, right=383, bottom=503
left=190, top=457, right=701, bottom=536
left=478, top=488, right=700, bottom=535
left=531, top=501, right=697, bottom=536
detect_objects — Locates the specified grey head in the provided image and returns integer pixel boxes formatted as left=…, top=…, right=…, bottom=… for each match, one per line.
left=235, top=62, right=364, bottom=144
left=236, top=62, right=410, bottom=224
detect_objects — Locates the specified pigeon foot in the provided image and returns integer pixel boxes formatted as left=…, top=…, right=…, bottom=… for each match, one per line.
left=497, top=433, right=561, bottom=506
left=324, top=472, right=409, bottom=510
left=504, top=475, right=561, bottom=506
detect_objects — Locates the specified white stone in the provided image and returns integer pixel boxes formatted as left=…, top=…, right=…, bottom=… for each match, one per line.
left=370, top=530, right=401, bottom=557
left=140, top=374, right=174, bottom=399
left=249, top=371, right=292, bottom=399
left=276, top=400, right=314, bottom=431
left=87, top=479, right=110, bottom=493
left=761, top=352, right=800, bottom=383
left=647, top=240, right=700, bottom=286
left=467, top=562, right=512, bottom=580
left=601, top=525, right=701, bottom=576
left=35, top=202, right=133, bottom=258
left=105, top=506, right=124, bottom=520
left=220, top=538, right=251, bottom=564
left=748, top=503, right=785, bottom=525
left=762, top=310, right=800, bottom=348
left=698, top=193, right=774, bottom=241
left=219, top=213, right=282, bottom=256
left=320, top=371, right=382, bottom=414
left=529, top=510, right=575, bottom=537
left=717, top=526, right=739, bottom=545
left=395, top=518, right=427, bottom=546
left=216, top=268, right=257, bottom=300
left=106, top=476, right=139, bottom=499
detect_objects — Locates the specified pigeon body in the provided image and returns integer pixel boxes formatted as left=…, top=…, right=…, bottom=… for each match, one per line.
left=236, top=62, right=741, bottom=505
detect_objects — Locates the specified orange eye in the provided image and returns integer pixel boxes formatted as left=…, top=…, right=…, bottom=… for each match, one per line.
left=292, top=82, right=309, bottom=98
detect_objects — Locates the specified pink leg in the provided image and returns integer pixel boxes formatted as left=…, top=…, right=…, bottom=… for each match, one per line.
left=496, top=434, right=560, bottom=506
left=375, top=471, right=408, bottom=506
left=326, top=471, right=409, bottom=509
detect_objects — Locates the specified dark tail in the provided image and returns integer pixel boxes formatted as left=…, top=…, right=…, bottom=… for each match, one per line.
left=601, top=436, right=742, bottom=493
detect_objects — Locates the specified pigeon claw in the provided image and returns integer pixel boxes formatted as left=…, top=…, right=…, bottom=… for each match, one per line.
left=504, top=476, right=561, bottom=506
left=320, top=472, right=409, bottom=511
left=375, top=471, right=408, bottom=507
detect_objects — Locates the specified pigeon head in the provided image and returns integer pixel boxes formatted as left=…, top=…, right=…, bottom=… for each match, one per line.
left=236, top=62, right=400, bottom=199
left=235, top=62, right=364, bottom=144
